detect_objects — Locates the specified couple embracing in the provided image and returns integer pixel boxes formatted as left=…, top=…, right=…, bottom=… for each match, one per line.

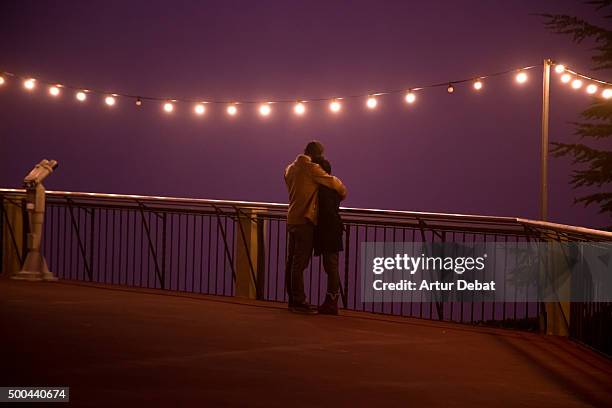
left=284, top=141, right=347, bottom=315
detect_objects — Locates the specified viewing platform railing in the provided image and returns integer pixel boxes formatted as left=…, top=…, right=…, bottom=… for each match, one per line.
left=1, top=188, right=611, bottom=356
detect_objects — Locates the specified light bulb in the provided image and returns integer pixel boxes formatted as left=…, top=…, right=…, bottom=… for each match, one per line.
left=194, top=104, right=205, bottom=115
left=515, top=72, right=528, bottom=83
left=405, top=92, right=416, bottom=104
left=105, top=96, right=116, bottom=106
left=561, top=73, right=571, bottom=83
left=554, top=64, right=565, bottom=74
left=76, top=91, right=87, bottom=101
left=473, top=80, right=483, bottom=90
left=294, top=102, right=306, bottom=115
left=0, top=76, right=5, bottom=86
left=329, top=100, right=341, bottom=113
left=135, top=98, right=143, bottom=106
left=602, top=89, right=612, bottom=99
left=23, top=78, right=36, bottom=90
left=586, top=84, right=598, bottom=94
left=259, top=103, right=271, bottom=116
left=366, top=97, right=377, bottom=109
left=227, top=105, right=237, bottom=116
left=571, top=79, right=582, bottom=89
left=447, top=84, right=454, bottom=93
left=163, top=102, right=174, bottom=112
left=49, top=86, right=60, bottom=96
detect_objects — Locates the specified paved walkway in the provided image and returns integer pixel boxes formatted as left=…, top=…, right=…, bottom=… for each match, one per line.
left=1, top=279, right=611, bottom=407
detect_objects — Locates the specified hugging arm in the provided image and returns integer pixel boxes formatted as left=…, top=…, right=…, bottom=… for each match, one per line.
left=310, top=164, right=347, bottom=200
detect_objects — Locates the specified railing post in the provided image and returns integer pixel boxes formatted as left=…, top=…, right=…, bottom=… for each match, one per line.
left=1, top=198, right=26, bottom=277
left=234, top=209, right=266, bottom=299
left=542, top=240, right=570, bottom=336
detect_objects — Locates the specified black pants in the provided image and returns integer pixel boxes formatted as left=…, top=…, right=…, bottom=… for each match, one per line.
left=285, top=223, right=314, bottom=305
left=321, top=251, right=340, bottom=296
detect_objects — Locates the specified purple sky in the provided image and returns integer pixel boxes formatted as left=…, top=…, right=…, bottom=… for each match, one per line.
left=1, top=0, right=610, bottom=228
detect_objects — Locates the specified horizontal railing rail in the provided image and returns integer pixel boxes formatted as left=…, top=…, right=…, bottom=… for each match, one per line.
left=1, top=188, right=611, bottom=356
left=2, top=188, right=610, bottom=239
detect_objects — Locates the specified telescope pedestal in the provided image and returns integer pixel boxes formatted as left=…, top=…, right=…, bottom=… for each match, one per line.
left=12, top=183, right=57, bottom=281
left=12, top=249, right=57, bottom=281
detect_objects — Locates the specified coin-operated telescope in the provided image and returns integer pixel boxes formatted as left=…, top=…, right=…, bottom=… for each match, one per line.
left=12, top=159, right=59, bottom=281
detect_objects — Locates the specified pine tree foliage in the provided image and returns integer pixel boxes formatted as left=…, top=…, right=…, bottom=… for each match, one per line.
left=540, top=1, right=612, bottom=224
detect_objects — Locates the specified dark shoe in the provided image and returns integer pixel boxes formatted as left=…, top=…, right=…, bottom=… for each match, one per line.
left=318, top=293, right=339, bottom=315
left=289, top=302, right=318, bottom=314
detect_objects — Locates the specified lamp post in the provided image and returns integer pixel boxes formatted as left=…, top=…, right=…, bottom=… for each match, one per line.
left=541, top=59, right=552, bottom=221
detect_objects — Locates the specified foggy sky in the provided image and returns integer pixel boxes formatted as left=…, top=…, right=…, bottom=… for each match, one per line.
left=1, top=0, right=610, bottom=228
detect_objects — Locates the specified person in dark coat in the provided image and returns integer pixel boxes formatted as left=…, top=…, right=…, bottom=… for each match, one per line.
left=312, top=156, right=343, bottom=315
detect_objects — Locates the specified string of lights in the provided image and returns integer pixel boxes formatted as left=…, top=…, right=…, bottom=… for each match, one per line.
left=0, top=61, right=610, bottom=118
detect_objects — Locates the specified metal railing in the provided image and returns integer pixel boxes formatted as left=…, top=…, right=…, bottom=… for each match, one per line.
left=1, top=188, right=611, bottom=356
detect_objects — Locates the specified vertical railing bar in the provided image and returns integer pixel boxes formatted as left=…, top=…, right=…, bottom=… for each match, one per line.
left=132, top=210, right=137, bottom=287
left=231, top=219, right=236, bottom=296
left=266, top=217, right=272, bottom=300
left=184, top=214, right=189, bottom=291
left=353, top=224, right=360, bottom=310
left=481, top=233, right=487, bottom=322
left=89, top=208, right=95, bottom=282
left=223, top=216, right=228, bottom=295
left=215, top=215, right=219, bottom=295
left=276, top=220, right=281, bottom=301
left=207, top=215, right=212, bottom=294
left=341, top=224, right=350, bottom=309
left=119, top=208, right=124, bottom=284
left=103, top=209, right=108, bottom=283
left=199, top=215, right=204, bottom=293
left=177, top=213, right=182, bottom=290
left=363, top=224, right=369, bottom=312
left=192, top=214, right=196, bottom=293
left=161, top=212, right=167, bottom=290
left=139, top=209, right=145, bottom=287
left=198, top=215, right=204, bottom=293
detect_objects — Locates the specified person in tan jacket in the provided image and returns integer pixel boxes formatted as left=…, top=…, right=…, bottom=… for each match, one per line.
left=284, top=141, right=347, bottom=314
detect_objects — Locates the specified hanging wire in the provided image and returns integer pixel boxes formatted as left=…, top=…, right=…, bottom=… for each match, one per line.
left=0, top=61, right=609, bottom=106
left=0, top=64, right=540, bottom=105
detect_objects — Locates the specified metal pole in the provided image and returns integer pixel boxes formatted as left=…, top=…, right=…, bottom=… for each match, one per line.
left=540, top=59, right=552, bottom=335
left=541, top=59, right=552, bottom=221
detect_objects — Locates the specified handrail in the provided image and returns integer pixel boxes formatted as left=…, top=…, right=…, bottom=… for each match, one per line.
left=2, top=187, right=611, bottom=239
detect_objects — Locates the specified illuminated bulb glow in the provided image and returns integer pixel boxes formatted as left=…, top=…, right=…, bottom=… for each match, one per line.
left=24, top=78, right=36, bottom=90
left=227, top=105, right=237, bottom=115
left=76, top=91, right=87, bottom=101
left=473, top=80, right=483, bottom=90
left=0, top=76, right=5, bottom=85
left=259, top=104, right=271, bottom=116
left=586, top=84, right=598, bottom=94
left=194, top=104, right=205, bottom=115
left=49, top=86, right=60, bottom=96
left=329, top=100, right=341, bottom=112
left=515, top=72, right=528, bottom=83
left=294, top=102, right=306, bottom=115
left=571, top=79, right=583, bottom=89
left=554, top=64, right=565, bottom=74
left=561, top=74, right=571, bottom=83
left=366, top=97, right=377, bottom=109
left=105, top=96, right=116, bottom=106
left=602, top=89, right=612, bottom=99
left=447, top=84, right=454, bottom=93
left=405, top=92, right=416, bottom=104
left=163, top=102, right=174, bottom=112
